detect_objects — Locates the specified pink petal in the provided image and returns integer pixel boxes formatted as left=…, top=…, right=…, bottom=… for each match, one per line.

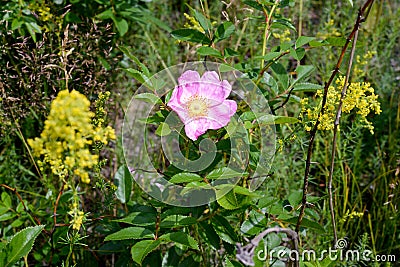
left=178, top=70, right=201, bottom=85
left=168, top=102, right=190, bottom=124
left=201, top=71, right=220, bottom=83
left=197, top=73, right=232, bottom=103
left=184, top=118, right=210, bottom=141
left=207, top=100, right=237, bottom=129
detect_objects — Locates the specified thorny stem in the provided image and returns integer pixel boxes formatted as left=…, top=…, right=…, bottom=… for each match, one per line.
left=329, top=26, right=359, bottom=246
left=295, top=0, right=375, bottom=233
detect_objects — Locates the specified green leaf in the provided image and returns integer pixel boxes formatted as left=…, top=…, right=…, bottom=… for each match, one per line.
left=26, top=21, right=41, bottom=33
left=271, top=18, right=296, bottom=32
left=271, top=62, right=288, bottom=90
left=65, top=12, right=82, bottom=23
left=171, top=29, right=211, bottom=45
left=0, top=213, right=16, bottom=222
left=219, top=63, right=236, bottom=72
left=115, top=17, right=128, bottom=36
left=224, top=48, right=239, bottom=58
left=188, top=6, right=212, bottom=33
left=114, top=165, right=132, bottom=204
left=234, top=186, right=259, bottom=197
left=214, top=21, right=235, bottom=42
left=24, top=22, right=37, bottom=42
left=159, top=232, right=199, bottom=250
left=131, top=239, right=162, bottom=265
left=217, top=190, right=239, bottom=210
left=258, top=115, right=298, bottom=125
left=97, top=55, right=111, bottom=71
left=181, top=181, right=212, bottom=195
left=200, top=222, right=221, bottom=249
left=262, top=73, right=279, bottom=95
left=160, top=215, right=197, bottom=228
left=212, top=215, right=238, bottom=244
left=254, top=52, right=281, bottom=61
left=295, top=36, right=315, bottom=49
left=1, top=192, right=12, bottom=209
left=169, top=173, right=203, bottom=184
left=240, top=210, right=266, bottom=235
left=96, top=9, right=114, bottom=20
left=293, top=65, right=315, bottom=87
left=225, top=258, right=244, bottom=267
left=288, top=190, right=302, bottom=206
left=293, top=82, right=322, bottom=92
left=4, top=225, right=45, bottom=267
left=115, top=213, right=156, bottom=226
left=125, top=68, right=149, bottom=84
left=197, top=46, right=222, bottom=57
left=243, top=0, right=263, bottom=11
left=206, top=167, right=243, bottom=180
left=282, top=217, right=326, bottom=234
left=105, top=227, right=154, bottom=241
left=119, top=46, right=150, bottom=76
left=133, top=93, right=161, bottom=105
left=11, top=19, right=24, bottom=30
left=309, top=39, right=328, bottom=47
left=155, top=122, right=171, bottom=137
left=289, top=47, right=305, bottom=61
left=326, top=37, right=347, bottom=47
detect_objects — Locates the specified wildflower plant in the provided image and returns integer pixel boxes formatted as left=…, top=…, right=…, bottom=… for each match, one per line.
left=300, top=76, right=381, bottom=133
left=28, top=89, right=115, bottom=242
left=28, top=90, right=115, bottom=184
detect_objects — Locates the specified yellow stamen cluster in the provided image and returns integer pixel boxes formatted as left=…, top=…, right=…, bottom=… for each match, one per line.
left=300, top=76, right=381, bottom=134
left=28, top=90, right=115, bottom=183
left=186, top=95, right=209, bottom=118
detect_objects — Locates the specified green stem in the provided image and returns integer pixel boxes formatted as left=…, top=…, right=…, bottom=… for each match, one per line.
left=260, top=0, right=279, bottom=70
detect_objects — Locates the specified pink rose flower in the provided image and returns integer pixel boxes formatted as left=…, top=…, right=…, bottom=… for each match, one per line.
left=167, top=70, right=237, bottom=141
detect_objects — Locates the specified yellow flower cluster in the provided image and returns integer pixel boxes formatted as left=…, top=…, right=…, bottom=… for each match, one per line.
left=93, top=91, right=111, bottom=127
left=340, top=210, right=364, bottom=223
left=68, top=202, right=85, bottom=230
left=272, top=29, right=291, bottom=43
left=301, top=76, right=381, bottom=133
left=28, top=90, right=115, bottom=183
left=354, top=51, right=376, bottom=78
left=184, top=13, right=205, bottom=33
left=29, top=1, right=53, bottom=22
left=316, top=19, right=341, bottom=39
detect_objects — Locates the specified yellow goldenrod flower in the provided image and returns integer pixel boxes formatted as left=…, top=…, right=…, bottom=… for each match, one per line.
left=300, top=76, right=381, bottom=134
left=28, top=90, right=115, bottom=183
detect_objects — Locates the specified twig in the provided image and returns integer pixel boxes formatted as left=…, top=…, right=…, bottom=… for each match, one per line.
left=53, top=182, right=66, bottom=230
left=328, top=25, right=360, bottom=247
left=0, top=184, right=47, bottom=233
left=295, top=0, right=375, bottom=233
